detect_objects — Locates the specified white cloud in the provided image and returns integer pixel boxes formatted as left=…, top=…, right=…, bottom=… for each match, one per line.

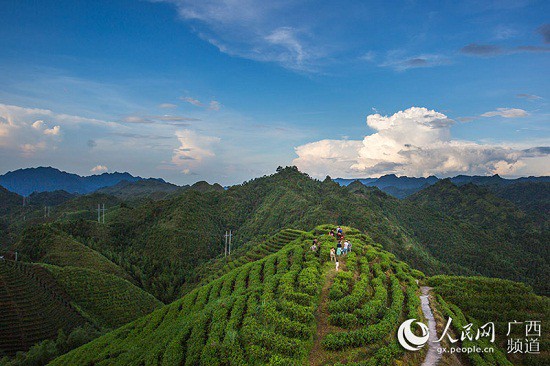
left=159, top=103, right=178, bottom=109
left=44, top=125, right=61, bottom=135
left=179, top=97, right=221, bottom=111
left=516, top=94, right=542, bottom=101
left=0, top=105, right=74, bottom=155
left=294, top=139, right=363, bottom=177
left=181, top=96, right=203, bottom=107
left=208, top=100, right=221, bottom=111
left=171, top=129, right=221, bottom=173
left=122, top=114, right=198, bottom=125
left=31, top=120, right=61, bottom=135
left=20, top=142, right=46, bottom=157
left=32, top=120, right=45, bottom=130
left=380, top=53, right=450, bottom=71
left=152, top=1, right=324, bottom=71
left=480, top=108, right=528, bottom=118
left=91, top=165, right=108, bottom=173
left=293, top=107, right=549, bottom=178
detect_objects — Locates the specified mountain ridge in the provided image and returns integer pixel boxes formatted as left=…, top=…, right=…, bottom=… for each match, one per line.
left=335, top=173, right=550, bottom=198
left=0, top=167, right=169, bottom=196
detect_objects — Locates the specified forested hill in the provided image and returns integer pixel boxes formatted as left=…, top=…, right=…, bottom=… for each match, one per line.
left=6, top=166, right=545, bottom=304
left=403, top=180, right=549, bottom=294
left=43, top=167, right=450, bottom=302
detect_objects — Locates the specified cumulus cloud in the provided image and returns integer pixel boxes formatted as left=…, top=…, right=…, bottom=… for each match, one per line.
left=91, top=165, right=108, bottom=173
left=44, top=125, right=61, bottom=135
left=31, top=120, right=61, bottom=135
left=480, top=108, right=528, bottom=118
left=172, top=129, right=220, bottom=173
left=0, top=104, right=76, bottom=155
left=293, top=107, right=549, bottom=178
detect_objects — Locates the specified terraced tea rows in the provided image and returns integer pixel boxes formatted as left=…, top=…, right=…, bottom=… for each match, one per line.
left=429, top=275, right=550, bottom=366
left=310, top=232, right=422, bottom=366
left=45, top=265, right=162, bottom=329
left=191, top=229, right=303, bottom=286
left=48, top=225, right=525, bottom=365
left=50, top=227, right=426, bottom=365
left=0, top=261, right=86, bottom=355
left=51, top=229, right=320, bottom=365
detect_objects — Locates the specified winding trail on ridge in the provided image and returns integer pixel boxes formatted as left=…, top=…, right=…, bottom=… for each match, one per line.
left=420, top=286, right=442, bottom=366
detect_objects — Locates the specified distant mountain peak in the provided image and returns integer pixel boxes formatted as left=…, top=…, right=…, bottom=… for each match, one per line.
left=0, top=167, right=150, bottom=196
left=335, top=173, right=549, bottom=198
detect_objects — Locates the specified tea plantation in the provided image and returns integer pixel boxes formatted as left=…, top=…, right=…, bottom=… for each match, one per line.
left=45, top=265, right=162, bottom=329
left=0, top=261, right=162, bottom=357
left=48, top=225, right=520, bottom=365
left=0, top=261, right=86, bottom=356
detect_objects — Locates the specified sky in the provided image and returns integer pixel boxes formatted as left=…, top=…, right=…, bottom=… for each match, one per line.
left=0, top=0, right=548, bottom=185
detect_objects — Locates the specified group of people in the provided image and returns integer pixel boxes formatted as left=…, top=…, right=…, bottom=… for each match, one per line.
left=309, top=226, right=351, bottom=272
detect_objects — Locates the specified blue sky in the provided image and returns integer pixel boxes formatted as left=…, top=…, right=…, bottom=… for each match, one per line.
left=0, top=0, right=548, bottom=184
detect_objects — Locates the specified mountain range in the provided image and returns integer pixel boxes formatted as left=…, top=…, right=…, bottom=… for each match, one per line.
left=2, top=167, right=548, bottom=200
left=0, top=167, right=161, bottom=196
left=335, top=173, right=550, bottom=198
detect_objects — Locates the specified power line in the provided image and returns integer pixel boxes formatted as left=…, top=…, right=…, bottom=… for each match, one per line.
left=98, top=203, right=106, bottom=223
left=224, top=229, right=233, bottom=257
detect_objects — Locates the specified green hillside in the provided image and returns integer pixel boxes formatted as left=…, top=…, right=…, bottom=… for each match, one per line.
left=0, top=186, right=23, bottom=248
left=184, top=228, right=304, bottom=291
left=27, top=190, right=77, bottom=208
left=15, top=225, right=131, bottom=281
left=45, top=265, right=162, bottom=329
left=0, top=186, right=22, bottom=217
left=25, top=166, right=545, bottom=304
left=404, top=180, right=549, bottom=294
left=95, top=179, right=185, bottom=202
left=0, top=261, right=87, bottom=356
left=0, top=259, right=162, bottom=359
left=491, top=181, right=550, bottom=219
left=428, top=275, right=549, bottom=366
left=52, top=167, right=450, bottom=303
left=50, top=226, right=525, bottom=366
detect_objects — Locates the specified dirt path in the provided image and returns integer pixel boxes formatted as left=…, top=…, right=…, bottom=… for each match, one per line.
left=309, top=264, right=335, bottom=365
left=420, top=286, right=442, bottom=366
left=308, top=257, right=349, bottom=366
